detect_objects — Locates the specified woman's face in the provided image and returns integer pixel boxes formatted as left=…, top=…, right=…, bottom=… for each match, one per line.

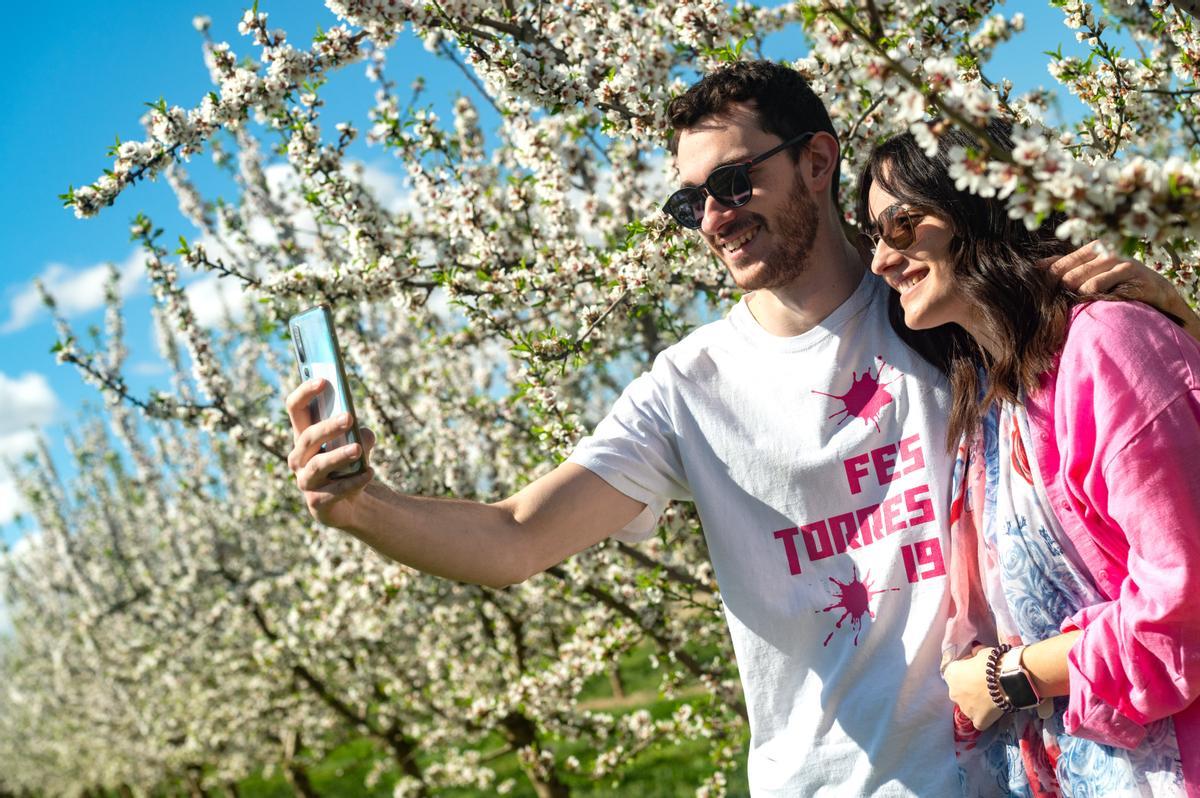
left=866, top=176, right=969, bottom=332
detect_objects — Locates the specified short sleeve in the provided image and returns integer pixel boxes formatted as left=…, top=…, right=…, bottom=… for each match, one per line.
left=567, top=358, right=691, bottom=543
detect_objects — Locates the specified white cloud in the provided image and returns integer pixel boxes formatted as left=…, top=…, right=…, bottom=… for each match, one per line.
left=127, top=361, right=168, bottom=377
left=259, top=163, right=319, bottom=250
left=0, top=591, right=9, bottom=639
left=0, top=372, right=53, bottom=635
left=0, top=476, right=27, bottom=528
left=1, top=249, right=145, bottom=334
left=2, top=159, right=410, bottom=338
left=263, top=159, right=412, bottom=218
left=184, top=274, right=252, bottom=329
left=0, top=372, right=60, bottom=526
left=262, top=161, right=299, bottom=196
left=0, top=529, right=40, bottom=640
left=355, top=161, right=414, bottom=214
left=0, top=159, right=410, bottom=340
left=0, top=373, right=58, bottom=430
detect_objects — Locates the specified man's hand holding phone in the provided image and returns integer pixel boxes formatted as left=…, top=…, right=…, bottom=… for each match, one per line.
left=286, top=378, right=376, bottom=529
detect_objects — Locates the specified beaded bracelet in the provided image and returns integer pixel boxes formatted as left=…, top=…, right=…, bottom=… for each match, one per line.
left=984, top=643, right=1015, bottom=715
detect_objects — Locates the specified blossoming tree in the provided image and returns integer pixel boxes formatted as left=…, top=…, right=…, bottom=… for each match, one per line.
left=2, top=1, right=1198, bottom=796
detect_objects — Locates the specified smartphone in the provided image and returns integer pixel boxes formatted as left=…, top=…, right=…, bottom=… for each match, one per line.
left=288, top=305, right=365, bottom=478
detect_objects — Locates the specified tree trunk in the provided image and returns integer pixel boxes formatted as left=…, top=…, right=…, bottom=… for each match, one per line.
left=501, top=712, right=570, bottom=798
left=184, top=766, right=211, bottom=798
left=382, top=728, right=428, bottom=797
left=280, top=729, right=320, bottom=798
left=242, top=602, right=427, bottom=797
left=282, top=764, right=319, bottom=798
left=608, top=665, right=626, bottom=699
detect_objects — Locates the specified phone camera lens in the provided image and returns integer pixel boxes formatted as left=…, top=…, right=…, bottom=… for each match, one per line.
left=303, top=366, right=311, bottom=378
left=293, top=325, right=307, bottom=361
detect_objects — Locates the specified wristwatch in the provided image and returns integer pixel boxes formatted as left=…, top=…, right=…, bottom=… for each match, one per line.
left=998, top=645, right=1042, bottom=710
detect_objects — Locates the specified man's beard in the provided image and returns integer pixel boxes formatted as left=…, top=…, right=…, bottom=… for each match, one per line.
left=726, top=181, right=820, bottom=291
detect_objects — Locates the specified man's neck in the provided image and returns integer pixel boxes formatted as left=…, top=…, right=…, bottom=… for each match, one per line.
left=746, top=234, right=867, bottom=338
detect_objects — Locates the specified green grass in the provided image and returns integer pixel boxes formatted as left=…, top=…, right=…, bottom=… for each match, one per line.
left=202, top=641, right=749, bottom=797
left=237, top=739, right=392, bottom=797
left=234, top=703, right=748, bottom=798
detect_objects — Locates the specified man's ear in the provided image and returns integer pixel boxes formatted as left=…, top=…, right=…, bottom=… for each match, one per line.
left=800, top=131, right=840, bottom=194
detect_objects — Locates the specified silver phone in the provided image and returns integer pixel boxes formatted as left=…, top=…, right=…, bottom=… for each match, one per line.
left=288, top=305, right=365, bottom=478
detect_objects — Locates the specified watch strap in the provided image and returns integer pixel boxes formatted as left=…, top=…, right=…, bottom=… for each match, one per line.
left=998, top=645, right=1043, bottom=710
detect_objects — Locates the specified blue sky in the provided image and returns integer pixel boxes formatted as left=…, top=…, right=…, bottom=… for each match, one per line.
left=0, top=2, right=1101, bottom=548
left=0, top=2, right=485, bottom=547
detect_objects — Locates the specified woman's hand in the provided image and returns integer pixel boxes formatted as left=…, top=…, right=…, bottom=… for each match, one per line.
left=944, top=646, right=1005, bottom=732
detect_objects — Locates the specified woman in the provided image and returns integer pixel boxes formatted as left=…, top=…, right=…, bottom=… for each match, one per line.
left=858, top=123, right=1200, bottom=796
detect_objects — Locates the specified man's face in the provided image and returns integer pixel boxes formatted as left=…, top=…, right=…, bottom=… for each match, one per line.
left=674, top=103, right=819, bottom=291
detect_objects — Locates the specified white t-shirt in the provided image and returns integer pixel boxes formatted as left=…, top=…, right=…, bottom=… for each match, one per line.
left=569, top=273, right=959, bottom=797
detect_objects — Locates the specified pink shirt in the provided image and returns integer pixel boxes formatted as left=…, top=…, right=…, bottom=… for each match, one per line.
left=1026, top=300, right=1200, bottom=793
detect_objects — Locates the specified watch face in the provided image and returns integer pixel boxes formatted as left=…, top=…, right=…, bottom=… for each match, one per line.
left=999, top=670, right=1040, bottom=709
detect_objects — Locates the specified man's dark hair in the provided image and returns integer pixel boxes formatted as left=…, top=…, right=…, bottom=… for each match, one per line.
left=666, top=60, right=840, bottom=199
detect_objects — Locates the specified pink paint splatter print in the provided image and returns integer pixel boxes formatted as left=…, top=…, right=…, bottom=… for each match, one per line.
left=813, top=356, right=900, bottom=432
left=820, top=565, right=899, bottom=646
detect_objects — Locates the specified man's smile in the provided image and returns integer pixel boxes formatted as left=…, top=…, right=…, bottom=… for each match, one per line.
left=721, top=224, right=761, bottom=253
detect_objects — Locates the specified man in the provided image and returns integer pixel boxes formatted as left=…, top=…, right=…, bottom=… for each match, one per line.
left=286, top=61, right=1174, bottom=795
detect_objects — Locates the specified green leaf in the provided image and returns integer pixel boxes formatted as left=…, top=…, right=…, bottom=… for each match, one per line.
left=1167, top=172, right=1190, bottom=198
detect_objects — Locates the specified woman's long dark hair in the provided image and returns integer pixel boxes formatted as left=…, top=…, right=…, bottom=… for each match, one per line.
left=855, top=122, right=1078, bottom=450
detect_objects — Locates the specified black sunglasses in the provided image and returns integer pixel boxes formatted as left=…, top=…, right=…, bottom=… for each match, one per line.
left=662, top=132, right=816, bottom=229
left=862, top=203, right=930, bottom=252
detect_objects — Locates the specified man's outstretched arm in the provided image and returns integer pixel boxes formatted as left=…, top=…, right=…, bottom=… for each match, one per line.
left=285, top=378, right=646, bottom=589
left=1047, top=241, right=1200, bottom=342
